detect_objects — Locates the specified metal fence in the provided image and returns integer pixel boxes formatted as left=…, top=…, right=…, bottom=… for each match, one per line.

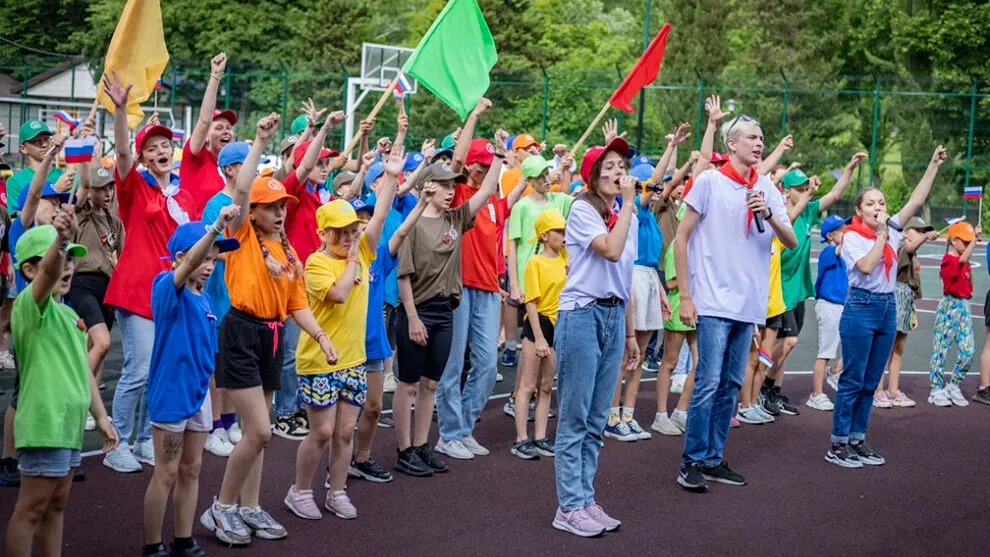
left=2, top=60, right=987, bottom=219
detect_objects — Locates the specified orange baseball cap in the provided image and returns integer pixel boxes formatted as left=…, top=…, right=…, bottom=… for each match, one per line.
left=946, top=221, right=975, bottom=242
left=250, top=176, right=298, bottom=205
left=513, top=133, right=540, bottom=151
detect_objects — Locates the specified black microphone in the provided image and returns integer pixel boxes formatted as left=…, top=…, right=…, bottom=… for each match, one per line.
left=747, top=190, right=765, bottom=233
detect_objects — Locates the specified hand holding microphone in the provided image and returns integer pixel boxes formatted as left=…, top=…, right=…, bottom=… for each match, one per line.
left=746, top=190, right=767, bottom=233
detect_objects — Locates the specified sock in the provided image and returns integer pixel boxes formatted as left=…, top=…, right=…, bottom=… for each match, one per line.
left=763, top=377, right=776, bottom=390
left=774, top=386, right=782, bottom=394
left=980, top=386, right=988, bottom=391
left=143, top=544, right=165, bottom=555
left=621, top=407, right=634, bottom=423
left=172, top=537, right=193, bottom=550
left=212, top=419, right=223, bottom=432
left=505, top=340, right=517, bottom=352
left=221, top=413, right=236, bottom=430
left=655, top=412, right=668, bottom=421
left=607, top=407, right=620, bottom=426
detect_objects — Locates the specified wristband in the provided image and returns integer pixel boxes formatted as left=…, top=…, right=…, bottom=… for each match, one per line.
left=626, top=334, right=635, bottom=339
left=315, top=331, right=328, bottom=343
left=211, top=223, right=224, bottom=235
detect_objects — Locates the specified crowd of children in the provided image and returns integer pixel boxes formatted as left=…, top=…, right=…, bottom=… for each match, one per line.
left=0, top=54, right=987, bottom=553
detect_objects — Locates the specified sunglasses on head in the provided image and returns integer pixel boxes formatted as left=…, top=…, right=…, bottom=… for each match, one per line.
left=724, top=115, right=760, bottom=146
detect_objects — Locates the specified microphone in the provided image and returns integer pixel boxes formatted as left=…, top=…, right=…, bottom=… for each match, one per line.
left=746, top=190, right=765, bottom=233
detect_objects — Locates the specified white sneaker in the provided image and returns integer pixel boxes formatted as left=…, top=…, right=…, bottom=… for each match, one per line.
left=735, top=406, right=768, bottom=425
left=669, top=409, right=688, bottom=431
left=805, top=393, right=834, bottom=411
left=626, top=418, right=653, bottom=440
left=928, top=387, right=952, bottom=407
left=0, top=350, right=14, bottom=369
left=383, top=373, right=397, bottom=394
left=944, top=383, right=970, bottom=407
left=133, top=439, right=156, bottom=466
left=227, top=423, right=242, bottom=444
left=495, top=372, right=504, bottom=382
left=205, top=429, right=235, bottom=457
left=85, top=412, right=96, bottom=431
left=671, top=374, right=687, bottom=394
left=826, top=370, right=841, bottom=391
left=435, top=438, right=474, bottom=460
left=753, top=404, right=776, bottom=422
left=650, top=415, right=682, bottom=436
left=459, top=436, right=490, bottom=456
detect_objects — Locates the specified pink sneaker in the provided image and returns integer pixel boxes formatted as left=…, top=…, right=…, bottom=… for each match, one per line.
left=552, top=507, right=605, bottom=537
left=873, top=391, right=892, bottom=408
left=325, top=490, right=357, bottom=520
left=584, top=503, right=621, bottom=531
left=889, top=390, right=916, bottom=408
left=284, top=487, right=322, bottom=520
left=730, top=415, right=741, bottom=428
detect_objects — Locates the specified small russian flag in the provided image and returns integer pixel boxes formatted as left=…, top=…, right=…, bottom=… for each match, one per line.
left=171, top=128, right=186, bottom=142
left=946, top=215, right=966, bottom=225
left=154, top=79, right=163, bottom=91
left=393, top=73, right=412, bottom=99
left=52, top=110, right=80, bottom=131
left=963, top=186, right=983, bottom=199
left=63, top=136, right=98, bottom=164
left=757, top=349, right=773, bottom=369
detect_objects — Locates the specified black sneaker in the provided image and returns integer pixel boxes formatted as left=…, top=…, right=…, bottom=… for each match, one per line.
left=143, top=543, right=169, bottom=557
left=701, top=461, right=746, bottom=486
left=677, top=463, right=708, bottom=492
left=377, top=415, right=395, bottom=428
left=293, top=410, right=311, bottom=432
left=972, top=388, right=990, bottom=405
left=775, top=389, right=799, bottom=416
left=511, top=439, right=540, bottom=460
left=0, top=457, right=20, bottom=487
left=533, top=438, right=555, bottom=457
left=395, top=447, right=433, bottom=477
left=759, top=386, right=781, bottom=416
left=825, top=443, right=864, bottom=469
left=415, top=444, right=448, bottom=473
left=349, top=457, right=394, bottom=483
left=73, top=466, right=85, bottom=482
left=849, top=441, right=885, bottom=466
left=169, top=538, right=207, bottom=557
left=272, top=415, right=307, bottom=441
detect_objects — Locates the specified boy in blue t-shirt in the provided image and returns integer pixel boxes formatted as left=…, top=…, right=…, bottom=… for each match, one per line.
left=809, top=215, right=849, bottom=411
left=349, top=185, right=433, bottom=483
left=143, top=206, right=240, bottom=557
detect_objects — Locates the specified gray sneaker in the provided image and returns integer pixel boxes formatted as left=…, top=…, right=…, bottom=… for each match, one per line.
left=238, top=506, right=287, bottom=540
left=133, top=439, right=155, bottom=466
left=102, top=444, right=142, bottom=473
left=199, top=497, right=251, bottom=545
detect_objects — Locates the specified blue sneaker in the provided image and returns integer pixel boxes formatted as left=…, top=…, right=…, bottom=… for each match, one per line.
left=603, top=422, right=638, bottom=442
left=500, top=349, right=518, bottom=367
left=641, top=353, right=660, bottom=372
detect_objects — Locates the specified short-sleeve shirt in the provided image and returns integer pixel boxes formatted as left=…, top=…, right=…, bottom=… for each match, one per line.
left=366, top=242, right=399, bottom=360
left=375, top=193, right=418, bottom=307
left=297, top=236, right=375, bottom=374
left=507, top=193, right=573, bottom=291
left=74, top=202, right=124, bottom=277
left=6, top=166, right=64, bottom=215
left=815, top=244, right=849, bottom=305
left=453, top=184, right=508, bottom=293
left=147, top=272, right=218, bottom=422
left=224, top=218, right=308, bottom=321
left=9, top=218, right=32, bottom=292
left=661, top=242, right=694, bottom=332
left=202, top=191, right=233, bottom=323
left=397, top=203, right=475, bottom=305
left=780, top=199, right=821, bottom=310
left=12, top=290, right=89, bottom=450
left=652, top=195, right=680, bottom=266
left=896, top=246, right=922, bottom=299
left=105, top=168, right=198, bottom=319
left=180, top=141, right=225, bottom=215
left=284, top=171, right=333, bottom=265
left=683, top=169, right=791, bottom=325
left=840, top=216, right=904, bottom=293
left=558, top=199, right=638, bottom=312
left=940, top=252, right=973, bottom=299
left=767, top=238, right=785, bottom=318
left=524, top=251, right=568, bottom=324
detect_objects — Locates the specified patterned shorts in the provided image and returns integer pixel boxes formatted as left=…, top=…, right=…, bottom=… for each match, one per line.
left=298, top=365, right=367, bottom=408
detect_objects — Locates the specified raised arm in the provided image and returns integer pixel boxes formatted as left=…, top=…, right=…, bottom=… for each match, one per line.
left=757, top=134, right=793, bottom=176
left=451, top=97, right=491, bottom=173
left=960, top=225, right=982, bottom=264
left=388, top=184, right=434, bottom=256
left=466, top=151, right=501, bottom=216
left=173, top=205, right=240, bottom=287
left=394, top=105, right=408, bottom=152
left=399, top=139, right=434, bottom=196
left=230, top=113, right=279, bottom=231
left=819, top=152, right=868, bottom=211
left=364, top=145, right=403, bottom=248
left=21, top=135, right=64, bottom=228
left=102, top=71, right=135, bottom=177
left=696, top=95, right=730, bottom=178
left=31, top=205, right=76, bottom=305
left=189, top=53, right=227, bottom=154
left=293, top=111, right=340, bottom=183
left=895, top=145, right=947, bottom=225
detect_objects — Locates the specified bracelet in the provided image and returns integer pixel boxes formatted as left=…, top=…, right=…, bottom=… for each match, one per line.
left=626, top=334, right=635, bottom=339
left=211, top=72, right=225, bottom=81
left=57, top=241, right=69, bottom=254
left=347, top=258, right=360, bottom=264
left=315, top=331, right=328, bottom=343
left=211, top=223, right=224, bottom=235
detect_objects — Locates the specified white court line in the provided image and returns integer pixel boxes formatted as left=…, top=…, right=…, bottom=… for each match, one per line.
left=78, top=370, right=937, bottom=459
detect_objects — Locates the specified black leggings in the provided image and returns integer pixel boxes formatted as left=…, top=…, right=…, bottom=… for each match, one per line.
left=395, top=297, right=455, bottom=383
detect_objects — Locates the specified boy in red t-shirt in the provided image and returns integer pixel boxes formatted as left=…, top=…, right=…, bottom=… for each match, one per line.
left=927, top=221, right=981, bottom=407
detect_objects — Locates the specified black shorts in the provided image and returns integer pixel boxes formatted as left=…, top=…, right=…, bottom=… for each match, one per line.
left=984, top=290, right=990, bottom=327
left=383, top=303, right=398, bottom=351
left=9, top=348, right=19, bottom=409
left=67, top=272, right=115, bottom=330
left=764, top=313, right=783, bottom=331
left=395, top=297, right=454, bottom=384
left=215, top=308, right=284, bottom=391
left=778, top=301, right=807, bottom=338
left=522, top=313, right=555, bottom=346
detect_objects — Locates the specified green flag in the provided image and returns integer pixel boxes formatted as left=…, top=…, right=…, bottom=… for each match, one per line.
left=403, top=0, right=498, bottom=120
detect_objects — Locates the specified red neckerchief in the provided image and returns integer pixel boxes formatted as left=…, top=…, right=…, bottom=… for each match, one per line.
left=719, top=163, right=759, bottom=236
left=843, top=215, right=896, bottom=278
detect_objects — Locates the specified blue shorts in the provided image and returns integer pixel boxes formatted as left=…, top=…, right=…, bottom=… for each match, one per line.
left=298, top=365, right=367, bottom=408
left=17, top=447, right=82, bottom=478
left=366, top=358, right=385, bottom=372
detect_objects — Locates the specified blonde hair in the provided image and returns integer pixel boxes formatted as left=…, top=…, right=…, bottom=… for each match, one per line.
left=720, top=116, right=761, bottom=149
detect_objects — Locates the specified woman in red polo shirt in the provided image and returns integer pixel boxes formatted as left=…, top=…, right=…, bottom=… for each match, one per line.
left=100, top=72, right=199, bottom=475
left=181, top=53, right=237, bottom=214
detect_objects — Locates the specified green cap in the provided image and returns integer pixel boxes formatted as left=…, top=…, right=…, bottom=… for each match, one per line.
left=441, top=133, right=456, bottom=150
left=290, top=115, right=323, bottom=135
left=15, top=225, right=87, bottom=269
left=520, top=155, right=550, bottom=179
left=19, top=120, right=52, bottom=143
left=781, top=168, right=810, bottom=189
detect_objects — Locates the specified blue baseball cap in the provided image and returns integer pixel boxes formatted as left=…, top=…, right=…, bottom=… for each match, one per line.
left=506, top=135, right=518, bottom=151
left=349, top=197, right=375, bottom=216
left=820, top=215, right=852, bottom=243
left=632, top=155, right=652, bottom=167
left=166, top=221, right=240, bottom=260
left=218, top=141, right=250, bottom=168
left=364, top=163, right=385, bottom=189
left=630, top=164, right=654, bottom=183
left=404, top=152, right=425, bottom=172
left=16, top=182, right=71, bottom=211
left=430, top=148, right=454, bottom=164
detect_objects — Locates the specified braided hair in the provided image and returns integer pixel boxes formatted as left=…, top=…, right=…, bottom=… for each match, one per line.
left=251, top=218, right=302, bottom=280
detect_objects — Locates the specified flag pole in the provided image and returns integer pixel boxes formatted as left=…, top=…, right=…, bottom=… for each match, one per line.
left=87, top=96, right=101, bottom=123
left=336, top=76, right=400, bottom=162
left=980, top=196, right=983, bottom=227
left=568, top=102, right=612, bottom=160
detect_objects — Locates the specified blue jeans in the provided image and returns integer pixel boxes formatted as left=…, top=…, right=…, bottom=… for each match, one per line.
left=112, top=310, right=154, bottom=445
left=682, top=316, right=752, bottom=469
left=832, top=289, right=896, bottom=444
left=274, top=317, right=302, bottom=417
left=436, top=287, right=501, bottom=441
left=553, top=301, right=625, bottom=511
left=675, top=342, right=692, bottom=374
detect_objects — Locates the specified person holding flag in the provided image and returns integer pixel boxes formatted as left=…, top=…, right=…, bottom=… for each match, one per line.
left=181, top=53, right=237, bottom=214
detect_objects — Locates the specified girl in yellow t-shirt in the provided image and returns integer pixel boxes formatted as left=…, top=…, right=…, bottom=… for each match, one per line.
left=512, top=209, right=568, bottom=460
left=738, top=237, right=786, bottom=425
left=285, top=148, right=403, bottom=521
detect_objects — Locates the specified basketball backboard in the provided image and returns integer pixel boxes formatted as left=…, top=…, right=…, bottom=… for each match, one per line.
left=361, top=43, right=417, bottom=93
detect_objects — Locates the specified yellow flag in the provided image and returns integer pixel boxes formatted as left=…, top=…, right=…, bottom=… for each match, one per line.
left=97, top=0, right=169, bottom=129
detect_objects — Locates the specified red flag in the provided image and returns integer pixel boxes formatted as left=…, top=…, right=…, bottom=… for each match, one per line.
left=609, top=23, right=671, bottom=113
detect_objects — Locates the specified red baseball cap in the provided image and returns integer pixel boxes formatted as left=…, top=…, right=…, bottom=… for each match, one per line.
left=580, top=137, right=630, bottom=185
left=293, top=140, right=340, bottom=167
left=212, top=109, right=238, bottom=126
left=135, top=125, right=173, bottom=153
left=465, top=139, right=495, bottom=167
left=711, top=152, right=730, bottom=164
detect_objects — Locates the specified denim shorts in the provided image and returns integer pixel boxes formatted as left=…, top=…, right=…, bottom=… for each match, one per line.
left=366, top=358, right=385, bottom=372
left=17, top=447, right=82, bottom=477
